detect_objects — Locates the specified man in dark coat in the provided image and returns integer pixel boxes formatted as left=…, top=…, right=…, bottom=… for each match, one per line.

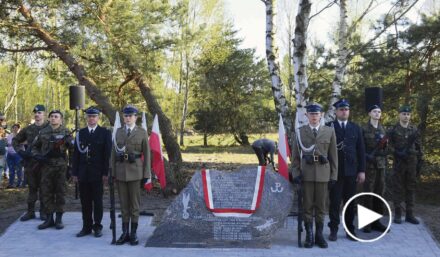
left=72, top=106, right=112, bottom=237
left=327, top=99, right=366, bottom=241
left=251, top=138, right=276, bottom=166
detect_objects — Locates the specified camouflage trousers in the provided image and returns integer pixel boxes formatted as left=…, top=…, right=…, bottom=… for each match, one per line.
left=392, top=156, right=417, bottom=212
left=40, top=164, right=67, bottom=213
left=363, top=161, right=386, bottom=214
left=24, top=162, right=43, bottom=211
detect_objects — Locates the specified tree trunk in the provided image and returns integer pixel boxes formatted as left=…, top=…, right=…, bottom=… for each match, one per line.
left=18, top=4, right=117, bottom=124
left=262, top=0, right=294, bottom=139
left=325, top=0, right=348, bottom=122
left=292, top=0, right=312, bottom=129
left=203, top=132, right=208, bottom=147
left=3, top=53, right=19, bottom=115
left=179, top=54, right=190, bottom=146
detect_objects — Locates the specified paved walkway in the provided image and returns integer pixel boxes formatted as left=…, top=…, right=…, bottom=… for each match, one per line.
left=0, top=212, right=439, bottom=257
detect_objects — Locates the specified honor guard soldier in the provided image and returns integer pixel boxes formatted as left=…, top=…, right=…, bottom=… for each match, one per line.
left=111, top=105, right=151, bottom=245
left=72, top=107, right=112, bottom=237
left=388, top=105, right=423, bottom=225
left=32, top=110, right=73, bottom=230
left=361, top=105, right=388, bottom=232
left=12, top=104, right=49, bottom=221
left=327, top=99, right=366, bottom=241
left=291, top=103, right=338, bottom=248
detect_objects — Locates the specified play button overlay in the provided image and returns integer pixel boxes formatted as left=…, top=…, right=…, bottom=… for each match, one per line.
left=342, top=192, right=392, bottom=243
left=357, top=204, right=383, bottom=229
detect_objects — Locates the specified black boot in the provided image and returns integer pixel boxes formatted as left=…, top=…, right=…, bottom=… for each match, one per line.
left=55, top=212, right=64, bottom=229
left=304, top=222, right=314, bottom=248
left=315, top=222, right=328, bottom=248
left=39, top=202, right=46, bottom=221
left=363, top=224, right=371, bottom=233
left=38, top=213, right=54, bottom=230
left=116, top=222, right=130, bottom=245
left=20, top=203, right=36, bottom=221
left=328, top=227, right=338, bottom=242
left=130, top=223, right=139, bottom=245
left=405, top=210, right=420, bottom=224
left=394, top=207, right=402, bottom=224
left=371, top=220, right=388, bottom=232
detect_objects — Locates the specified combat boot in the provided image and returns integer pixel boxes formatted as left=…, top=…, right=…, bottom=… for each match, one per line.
left=371, top=220, right=388, bottom=232
left=116, top=222, right=130, bottom=245
left=20, top=203, right=36, bottom=221
left=405, top=210, right=420, bottom=225
left=38, top=213, right=54, bottom=229
left=328, top=227, right=338, bottom=242
left=314, top=222, right=328, bottom=248
left=130, top=223, right=139, bottom=246
left=304, top=222, right=314, bottom=248
left=394, top=207, right=402, bottom=224
left=55, top=212, right=64, bottom=229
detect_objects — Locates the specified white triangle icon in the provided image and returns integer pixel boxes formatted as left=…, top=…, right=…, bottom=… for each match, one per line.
left=357, top=204, right=383, bottom=229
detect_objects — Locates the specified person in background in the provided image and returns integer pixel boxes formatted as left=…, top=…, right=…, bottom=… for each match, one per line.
left=0, top=128, right=7, bottom=188
left=6, top=124, right=23, bottom=188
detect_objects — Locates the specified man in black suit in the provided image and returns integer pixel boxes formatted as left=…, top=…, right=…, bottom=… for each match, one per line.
left=72, top=106, right=112, bottom=238
left=327, top=99, right=366, bottom=241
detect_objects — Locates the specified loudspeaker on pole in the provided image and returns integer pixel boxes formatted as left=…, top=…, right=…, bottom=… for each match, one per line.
left=69, top=85, right=85, bottom=110
left=365, top=87, right=383, bottom=112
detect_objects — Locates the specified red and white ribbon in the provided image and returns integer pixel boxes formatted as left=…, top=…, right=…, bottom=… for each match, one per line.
left=201, top=166, right=266, bottom=217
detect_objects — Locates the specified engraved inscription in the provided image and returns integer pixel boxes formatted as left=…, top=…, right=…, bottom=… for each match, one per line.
left=210, top=171, right=256, bottom=209
left=213, top=219, right=252, bottom=241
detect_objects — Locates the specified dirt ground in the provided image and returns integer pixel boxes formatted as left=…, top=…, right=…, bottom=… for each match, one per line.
left=1, top=163, right=439, bottom=244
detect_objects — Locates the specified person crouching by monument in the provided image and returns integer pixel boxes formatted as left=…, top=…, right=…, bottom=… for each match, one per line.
left=72, top=107, right=112, bottom=237
left=361, top=105, right=389, bottom=232
left=327, top=99, right=366, bottom=241
left=111, top=105, right=151, bottom=245
left=388, top=105, right=423, bottom=225
left=291, top=103, right=338, bottom=248
left=251, top=138, right=276, bottom=168
left=32, top=110, right=73, bottom=230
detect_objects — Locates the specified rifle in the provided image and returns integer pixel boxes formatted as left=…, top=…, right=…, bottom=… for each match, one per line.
left=109, top=170, right=116, bottom=244
left=297, top=181, right=304, bottom=248
left=366, top=135, right=389, bottom=162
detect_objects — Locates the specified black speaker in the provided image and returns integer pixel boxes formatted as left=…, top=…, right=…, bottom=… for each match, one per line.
left=365, top=87, right=383, bottom=112
left=69, top=85, right=85, bottom=110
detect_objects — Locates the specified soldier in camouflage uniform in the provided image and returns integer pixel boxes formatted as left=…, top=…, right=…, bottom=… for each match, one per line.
left=13, top=104, right=48, bottom=221
left=388, top=105, right=423, bottom=225
left=361, top=105, right=388, bottom=232
left=32, top=110, right=73, bottom=230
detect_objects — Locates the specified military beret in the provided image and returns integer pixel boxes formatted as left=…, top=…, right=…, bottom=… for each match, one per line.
left=399, top=105, right=411, bottom=113
left=33, top=104, right=46, bottom=113
left=122, top=105, right=138, bottom=115
left=306, top=103, right=323, bottom=113
left=84, top=106, right=100, bottom=115
left=48, top=110, right=63, bottom=117
left=333, top=98, right=350, bottom=109
left=368, top=104, right=381, bottom=112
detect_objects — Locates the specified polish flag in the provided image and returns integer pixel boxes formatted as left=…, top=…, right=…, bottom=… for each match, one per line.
left=149, top=114, right=166, bottom=189
left=141, top=112, right=153, bottom=192
left=278, top=114, right=290, bottom=180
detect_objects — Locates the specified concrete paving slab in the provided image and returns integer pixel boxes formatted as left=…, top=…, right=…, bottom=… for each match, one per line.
left=0, top=212, right=439, bottom=257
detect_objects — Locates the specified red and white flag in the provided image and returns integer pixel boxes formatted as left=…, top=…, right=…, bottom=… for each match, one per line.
left=149, top=114, right=166, bottom=189
left=278, top=114, right=290, bottom=181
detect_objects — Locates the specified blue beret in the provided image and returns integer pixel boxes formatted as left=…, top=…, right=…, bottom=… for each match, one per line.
left=368, top=104, right=381, bottom=112
left=399, top=105, right=411, bottom=113
left=33, top=104, right=46, bottom=113
left=333, top=98, right=350, bottom=109
left=306, top=103, right=323, bottom=113
left=122, top=105, right=138, bottom=115
left=84, top=106, right=100, bottom=115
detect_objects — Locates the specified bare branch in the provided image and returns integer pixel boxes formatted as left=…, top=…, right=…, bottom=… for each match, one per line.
left=0, top=46, right=48, bottom=52
left=309, top=0, right=337, bottom=21
left=346, top=0, right=375, bottom=37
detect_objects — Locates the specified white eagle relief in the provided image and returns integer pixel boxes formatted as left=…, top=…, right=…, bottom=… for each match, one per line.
left=182, top=193, right=190, bottom=219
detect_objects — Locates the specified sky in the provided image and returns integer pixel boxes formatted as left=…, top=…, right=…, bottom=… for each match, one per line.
left=223, top=0, right=436, bottom=59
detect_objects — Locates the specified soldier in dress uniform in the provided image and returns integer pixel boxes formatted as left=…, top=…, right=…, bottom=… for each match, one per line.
left=12, top=104, right=49, bottom=221
left=32, top=110, right=73, bottom=230
left=388, top=105, right=423, bottom=225
left=361, top=105, right=388, bottom=232
left=291, top=103, right=338, bottom=248
left=72, top=107, right=112, bottom=237
left=327, top=99, right=366, bottom=241
left=111, top=105, right=151, bottom=245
